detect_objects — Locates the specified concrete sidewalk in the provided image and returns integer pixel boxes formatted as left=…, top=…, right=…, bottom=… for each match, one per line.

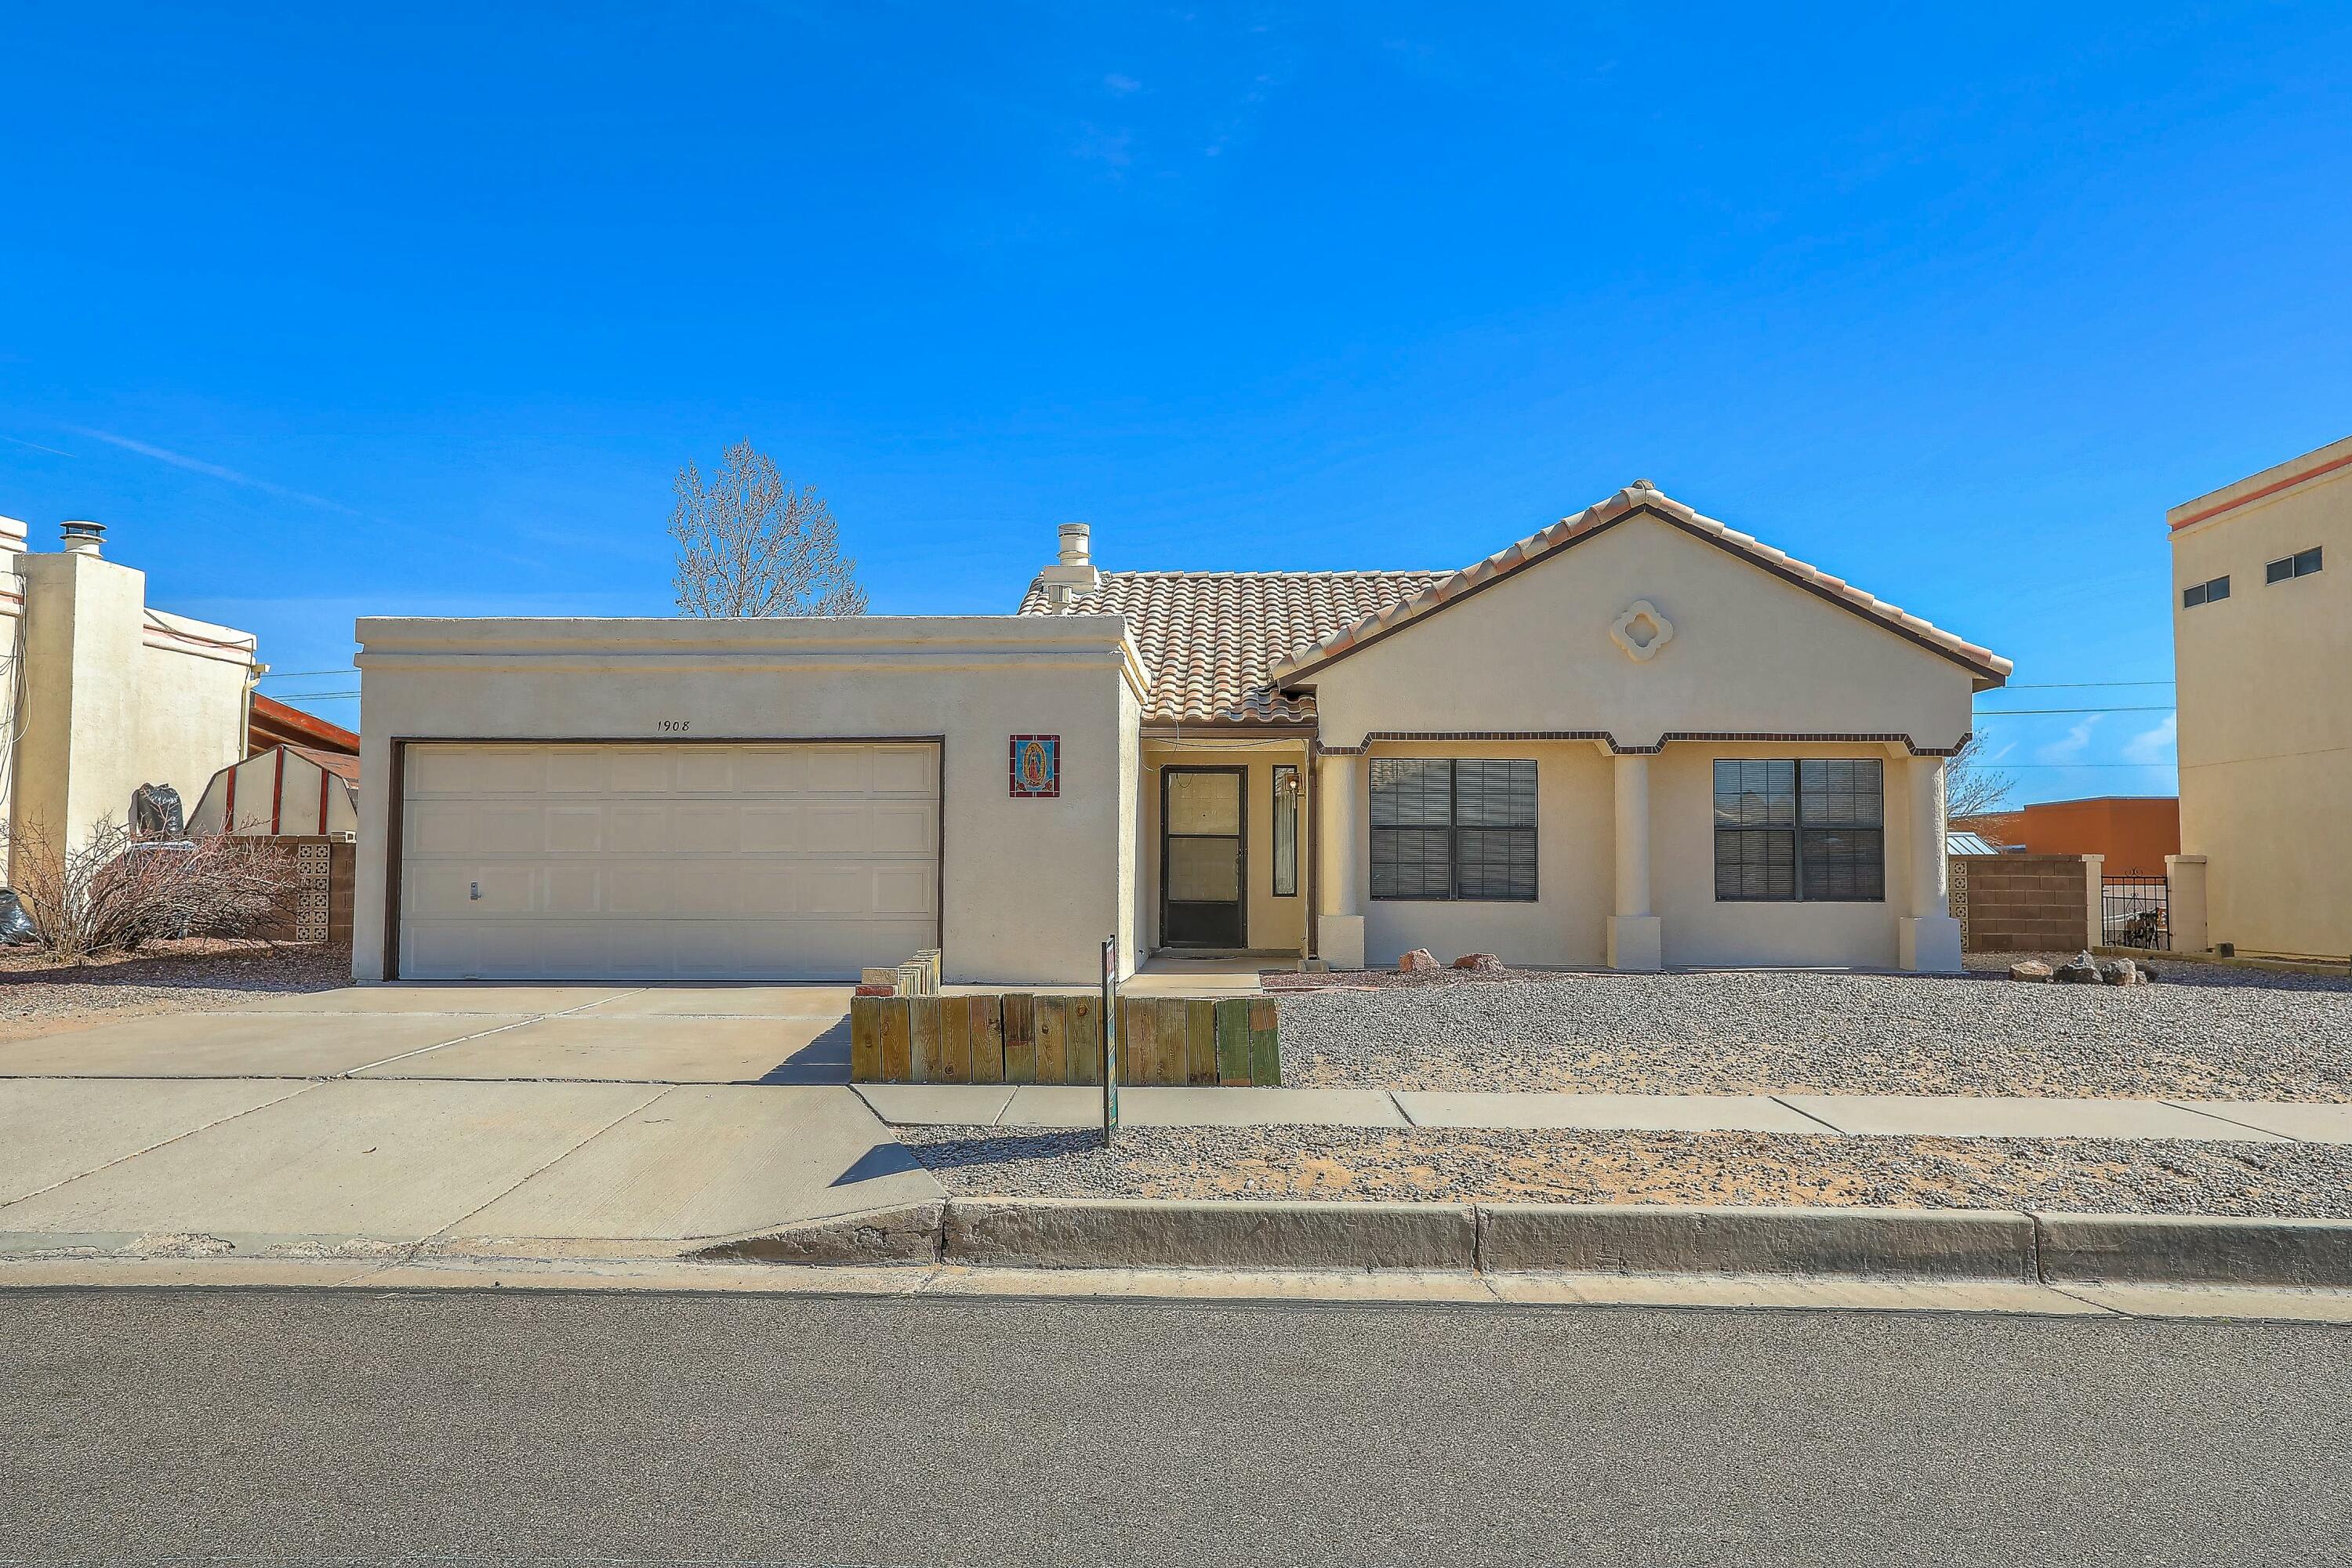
left=854, top=1083, right=2352, bottom=1143
left=0, top=1076, right=942, bottom=1258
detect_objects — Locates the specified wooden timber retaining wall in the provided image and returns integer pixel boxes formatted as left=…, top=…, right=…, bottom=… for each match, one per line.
left=851, top=994, right=1279, bottom=1087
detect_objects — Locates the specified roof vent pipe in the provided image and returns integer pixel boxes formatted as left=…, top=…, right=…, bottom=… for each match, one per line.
left=60, top=520, right=105, bottom=557
left=1058, top=522, right=1091, bottom=568
left=1038, top=520, right=1101, bottom=598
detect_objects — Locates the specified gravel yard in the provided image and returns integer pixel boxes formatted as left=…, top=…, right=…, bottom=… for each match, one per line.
left=897, top=1124, right=2352, bottom=1218
left=0, top=940, right=350, bottom=1041
left=1270, top=953, right=2352, bottom=1101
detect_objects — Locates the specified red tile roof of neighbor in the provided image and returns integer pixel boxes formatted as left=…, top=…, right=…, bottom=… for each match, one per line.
left=1018, top=482, right=2012, bottom=727
left=249, top=693, right=359, bottom=757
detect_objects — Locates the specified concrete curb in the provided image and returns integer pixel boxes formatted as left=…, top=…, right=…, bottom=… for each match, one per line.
left=1479, top=1203, right=2038, bottom=1281
left=2035, top=1212, right=2352, bottom=1288
left=692, top=1199, right=2352, bottom=1288
left=947, top=1198, right=1477, bottom=1272
left=694, top=1202, right=945, bottom=1265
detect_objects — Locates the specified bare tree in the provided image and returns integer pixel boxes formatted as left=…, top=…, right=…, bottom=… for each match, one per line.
left=0, top=818, right=293, bottom=961
left=670, top=441, right=868, bottom=617
left=1945, top=731, right=2015, bottom=824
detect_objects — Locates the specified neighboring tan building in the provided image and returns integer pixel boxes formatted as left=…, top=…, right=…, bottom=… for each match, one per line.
left=1955, top=796, right=2180, bottom=876
left=353, top=482, right=2008, bottom=983
left=1, top=517, right=261, bottom=879
left=2169, top=433, right=2352, bottom=961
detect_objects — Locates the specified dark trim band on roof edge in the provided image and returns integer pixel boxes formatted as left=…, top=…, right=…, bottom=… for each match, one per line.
left=1312, top=730, right=1973, bottom=758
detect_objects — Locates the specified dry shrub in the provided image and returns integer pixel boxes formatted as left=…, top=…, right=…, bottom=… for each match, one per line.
left=1, top=818, right=295, bottom=960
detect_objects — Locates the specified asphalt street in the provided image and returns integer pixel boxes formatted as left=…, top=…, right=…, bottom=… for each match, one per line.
left=3, top=1287, right=2348, bottom=1566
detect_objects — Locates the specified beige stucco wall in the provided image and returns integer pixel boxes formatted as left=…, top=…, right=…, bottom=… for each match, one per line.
left=1138, top=741, right=1312, bottom=955
left=1306, top=510, right=1980, bottom=753
left=1328, top=738, right=1915, bottom=969
left=5, top=551, right=253, bottom=880
left=1651, top=742, right=1914, bottom=967
left=1345, top=739, right=1612, bottom=968
left=352, top=615, right=1146, bottom=985
left=2170, top=436, right=2352, bottom=959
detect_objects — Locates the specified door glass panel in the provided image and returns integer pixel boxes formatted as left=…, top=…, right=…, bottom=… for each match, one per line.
left=1167, top=837, right=1241, bottom=902
left=1166, top=771, right=1241, bottom=835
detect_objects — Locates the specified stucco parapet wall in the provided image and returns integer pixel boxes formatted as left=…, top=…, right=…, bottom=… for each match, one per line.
left=356, top=615, right=1151, bottom=699
left=1269, top=485, right=2012, bottom=690
left=2167, top=430, right=2352, bottom=532
left=143, top=608, right=261, bottom=667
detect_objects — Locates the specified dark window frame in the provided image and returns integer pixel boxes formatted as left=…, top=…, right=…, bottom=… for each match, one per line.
left=1369, top=758, right=1538, bottom=903
left=1271, top=764, right=1300, bottom=898
left=2266, top=547, right=2322, bottom=583
left=2183, top=574, right=2230, bottom=608
left=1711, top=758, right=1886, bottom=904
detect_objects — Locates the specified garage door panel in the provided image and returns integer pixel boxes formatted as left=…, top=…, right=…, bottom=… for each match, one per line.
left=545, top=751, right=610, bottom=793
left=409, top=804, right=480, bottom=856
left=401, top=742, right=939, bottom=981
left=873, top=863, right=937, bottom=916
left=546, top=806, right=604, bottom=853
left=607, top=805, right=670, bottom=853
left=805, top=750, right=873, bottom=793
left=871, top=802, right=935, bottom=854
left=669, top=804, right=735, bottom=853
left=739, top=866, right=797, bottom=915
left=739, top=805, right=800, bottom=853
left=872, top=748, right=934, bottom=793
left=608, top=750, right=673, bottom=793
left=735, top=751, right=805, bottom=792
left=545, top=866, right=603, bottom=914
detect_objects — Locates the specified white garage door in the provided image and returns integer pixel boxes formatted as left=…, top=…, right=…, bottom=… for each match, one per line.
left=398, top=742, right=939, bottom=981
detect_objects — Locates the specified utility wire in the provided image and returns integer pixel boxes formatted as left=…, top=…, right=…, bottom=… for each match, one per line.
left=1999, top=679, right=2173, bottom=689
left=1973, top=705, right=2175, bottom=715
left=256, top=667, right=358, bottom=680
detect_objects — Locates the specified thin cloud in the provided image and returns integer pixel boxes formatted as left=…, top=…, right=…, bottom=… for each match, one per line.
left=2039, top=713, right=2103, bottom=763
left=2122, top=713, right=2177, bottom=766
left=1, top=433, right=76, bottom=458
left=1103, top=72, right=1142, bottom=93
left=66, top=426, right=360, bottom=516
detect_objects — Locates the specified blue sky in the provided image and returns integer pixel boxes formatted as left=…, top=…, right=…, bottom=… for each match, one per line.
left=5, top=3, right=2347, bottom=801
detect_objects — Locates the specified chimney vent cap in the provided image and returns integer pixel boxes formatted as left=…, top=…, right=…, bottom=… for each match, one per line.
left=60, top=520, right=105, bottom=556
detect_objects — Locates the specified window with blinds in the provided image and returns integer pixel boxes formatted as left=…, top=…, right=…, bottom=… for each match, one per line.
left=1370, top=758, right=1537, bottom=902
left=1713, top=758, right=1884, bottom=902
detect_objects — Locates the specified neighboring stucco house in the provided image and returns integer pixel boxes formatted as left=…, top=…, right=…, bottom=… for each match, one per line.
left=352, top=482, right=2008, bottom=984
left=1, top=516, right=260, bottom=880
left=2169, top=433, right=2350, bottom=962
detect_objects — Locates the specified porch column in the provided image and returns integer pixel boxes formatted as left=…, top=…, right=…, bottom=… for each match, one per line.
left=1316, top=750, right=1367, bottom=970
left=1606, top=752, right=1662, bottom=971
left=1897, top=754, right=1964, bottom=972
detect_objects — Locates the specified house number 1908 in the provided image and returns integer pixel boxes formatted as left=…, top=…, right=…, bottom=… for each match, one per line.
left=659, top=720, right=691, bottom=733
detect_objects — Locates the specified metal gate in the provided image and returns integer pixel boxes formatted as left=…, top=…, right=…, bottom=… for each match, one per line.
left=2101, top=876, right=2170, bottom=949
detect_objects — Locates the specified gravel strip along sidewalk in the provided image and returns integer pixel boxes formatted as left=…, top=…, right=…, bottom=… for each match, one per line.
left=896, top=1124, right=2352, bottom=1218
left=0, top=941, right=350, bottom=1041
left=1271, top=954, right=2352, bottom=1101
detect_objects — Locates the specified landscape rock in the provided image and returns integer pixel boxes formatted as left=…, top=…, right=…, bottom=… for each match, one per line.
left=1398, top=949, right=1439, bottom=975
left=2100, top=957, right=2140, bottom=986
left=1450, top=953, right=1504, bottom=973
left=2008, top=960, right=2053, bottom=982
left=2055, top=951, right=2103, bottom=985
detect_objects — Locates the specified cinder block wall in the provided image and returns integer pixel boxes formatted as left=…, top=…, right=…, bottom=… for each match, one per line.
left=249, top=837, right=356, bottom=945
left=1952, top=854, right=2089, bottom=953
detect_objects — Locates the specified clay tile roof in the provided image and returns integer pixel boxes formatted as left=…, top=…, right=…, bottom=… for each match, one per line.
left=1268, top=484, right=2013, bottom=689
left=1017, top=570, right=1446, bottom=725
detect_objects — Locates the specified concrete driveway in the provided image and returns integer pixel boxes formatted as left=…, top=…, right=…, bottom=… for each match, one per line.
left=0, top=985, right=940, bottom=1260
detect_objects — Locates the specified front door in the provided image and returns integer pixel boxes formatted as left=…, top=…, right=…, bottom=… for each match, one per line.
left=1161, top=767, right=1246, bottom=948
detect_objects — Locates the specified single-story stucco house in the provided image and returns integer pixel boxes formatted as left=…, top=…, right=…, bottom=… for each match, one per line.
left=351, top=481, right=2009, bottom=985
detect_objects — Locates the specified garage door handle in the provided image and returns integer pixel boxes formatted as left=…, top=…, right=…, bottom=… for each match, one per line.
left=470, top=881, right=481, bottom=901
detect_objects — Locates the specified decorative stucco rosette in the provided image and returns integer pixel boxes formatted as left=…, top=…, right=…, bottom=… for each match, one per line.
left=1610, top=599, right=1675, bottom=662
